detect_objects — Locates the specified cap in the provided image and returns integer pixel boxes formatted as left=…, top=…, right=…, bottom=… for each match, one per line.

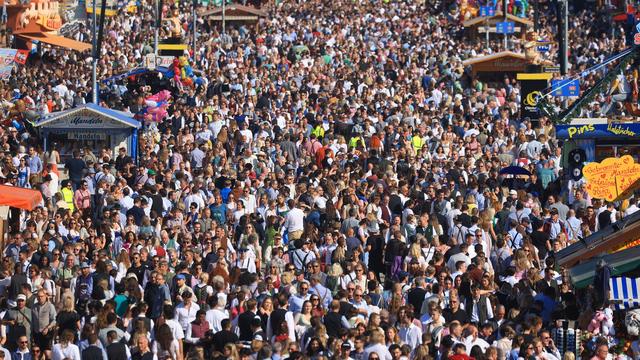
left=16, top=294, right=26, bottom=301
left=509, top=189, right=517, bottom=196
left=80, top=262, right=90, bottom=269
left=176, top=274, right=186, bottom=280
left=126, top=273, right=138, bottom=280
left=341, top=342, right=353, bottom=350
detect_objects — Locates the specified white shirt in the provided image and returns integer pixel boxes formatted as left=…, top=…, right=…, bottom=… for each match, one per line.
left=399, top=323, right=422, bottom=348
left=175, top=302, right=200, bottom=331
left=205, top=308, right=229, bottom=333
left=52, top=343, right=81, bottom=360
left=282, top=207, right=305, bottom=233
left=364, top=343, right=392, bottom=360
left=165, top=318, right=185, bottom=341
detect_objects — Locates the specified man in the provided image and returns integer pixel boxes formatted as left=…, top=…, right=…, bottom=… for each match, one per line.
left=267, top=294, right=296, bottom=342
left=398, top=307, right=422, bottom=348
left=205, top=294, right=228, bottom=333
left=291, top=239, right=316, bottom=271
left=363, top=331, right=392, bottom=360
left=26, top=147, right=42, bottom=185
left=591, top=343, right=609, bottom=360
left=237, top=299, right=258, bottom=342
left=465, top=284, right=493, bottom=325
left=487, top=305, right=507, bottom=333
left=212, top=319, right=238, bottom=353
left=175, top=291, right=200, bottom=333
left=11, top=335, right=31, bottom=360
left=288, top=281, right=310, bottom=314
left=105, top=330, right=130, bottom=360
left=31, top=289, right=56, bottom=354
left=3, top=294, right=31, bottom=352
left=443, top=295, right=467, bottom=324
left=144, top=272, right=167, bottom=321
left=74, top=262, right=93, bottom=315
left=98, top=312, right=130, bottom=346
left=64, top=150, right=87, bottom=190
left=185, top=310, right=210, bottom=348
left=81, top=333, right=107, bottom=360
left=323, top=300, right=350, bottom=338
left=282, top=199, right=304, bottom=240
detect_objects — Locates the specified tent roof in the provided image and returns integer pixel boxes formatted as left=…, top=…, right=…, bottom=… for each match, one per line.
left=200, top=4, right=267, bottom=17
left=462, top=12, right=534, bottom=28
left=556, top=210, right=640, bottom=268
left=462, top=51, right=527, bottom=66
left=15, top=32, right=91, bottom=52
left=0, top=184, right=42, bottom=210
left=35, top=103, right=140, bottom=129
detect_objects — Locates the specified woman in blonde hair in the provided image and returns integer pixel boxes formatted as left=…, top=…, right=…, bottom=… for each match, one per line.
left=52, top=329, right=80, bottom=360
left=404, top=243, right=426, bottom=271
left=513, top=248, right=533, bottom=282
left=56, top=293, right=80, bottom=341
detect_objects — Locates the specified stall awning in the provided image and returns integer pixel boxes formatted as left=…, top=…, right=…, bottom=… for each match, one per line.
left=610, top=277, right=640, bottom=310
left=16, top=32, right=91, bottom=52
left=569, top=244, right=640, bottom=289
left=0, top=184, right=42, bottom=210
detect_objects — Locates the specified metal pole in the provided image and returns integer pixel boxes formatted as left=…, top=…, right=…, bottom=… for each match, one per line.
left=192, top=0, right=197, bottom=53
left=154, top=0, right=159, bottom=55
left=561, top=0, right=568, bottom=75
left=222, top=0, right=225, bottom=35
left=91, top=0, right=97, bottom=104
left=485, top=19, right=489, bottom=49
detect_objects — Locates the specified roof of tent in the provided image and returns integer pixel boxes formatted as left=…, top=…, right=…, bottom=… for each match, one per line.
left=0, top=184, right=42, bottom=210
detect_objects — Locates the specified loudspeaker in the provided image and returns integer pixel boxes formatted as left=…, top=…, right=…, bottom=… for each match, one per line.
left=568, top=148, right=586, bottom=181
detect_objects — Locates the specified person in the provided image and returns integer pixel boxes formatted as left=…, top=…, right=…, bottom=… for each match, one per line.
left=64, top=150, right=87, bottom=191
left=51, top=329, right=80, bottom=360
left=3, top=294, right=32, bottom=352
left=81, top=333, right=107, bottom=360
left=152, top=324, right=181, bottom=360
left=11, top=336, right=31, bottom=360
left=105, top=330, right=131, bottom=360
left=363, top=331, right=392, bottom=360
left=131, top=333, right=156, bottom=360
left=31, top=289, right=56, bottom=355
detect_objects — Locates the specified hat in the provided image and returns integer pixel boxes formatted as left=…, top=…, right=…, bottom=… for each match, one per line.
left=509, top=189, right=517, bottom=196
left=176, top=274, right=186, bottom=280
left=126, top=273, right=138, bottom=280
left=341, top=342, right=353, bottom=350
left=80, top=262, right=90, bottom=269
left=16, top=294, right=26, bottom=301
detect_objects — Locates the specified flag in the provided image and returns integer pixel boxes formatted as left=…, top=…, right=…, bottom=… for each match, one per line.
left=14, top=50, right=28, bottom=65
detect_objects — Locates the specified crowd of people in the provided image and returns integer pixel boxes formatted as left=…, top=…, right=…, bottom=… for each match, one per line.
left=0, top=0, right=637, bottom=359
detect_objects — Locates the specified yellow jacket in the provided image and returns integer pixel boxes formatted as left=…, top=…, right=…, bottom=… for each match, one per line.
left=61, top=187, right=75, bottom=212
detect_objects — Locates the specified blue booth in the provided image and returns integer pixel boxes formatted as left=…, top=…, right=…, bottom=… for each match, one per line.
left=556, top=119, right=640, bottom=163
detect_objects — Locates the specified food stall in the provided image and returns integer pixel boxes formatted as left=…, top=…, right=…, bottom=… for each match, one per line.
left=34, top=103, right=140, bottom=162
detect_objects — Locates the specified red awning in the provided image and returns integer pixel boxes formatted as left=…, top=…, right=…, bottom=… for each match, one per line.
left=0, top=184, right=42, bottom=210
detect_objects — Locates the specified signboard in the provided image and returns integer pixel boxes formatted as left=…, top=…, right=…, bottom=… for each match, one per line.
left=144, top=54, right=175, bottom=70
left=496, top=21, right=515, bottom=34
left=537, top=41, right=551, bottom=52
left=479, top=6, right=495, bottom=17
left=556, top=122, right=640, bottom=139
left=41, top=109, right=136, bottom=129
left=67, top=132, right=108, bottom=140
left=21, top=0, right=63, bottom=30
left=0, top=49, right=17, bottom=80
left=552, top=78, right=580, bottom=97
left=518, top=73, right=549, bottom=120
left=583, top=155, right=640, bottom=202
left=543, top=66, right=561, bottom=73
left=86, top=0, right=118, bottom=16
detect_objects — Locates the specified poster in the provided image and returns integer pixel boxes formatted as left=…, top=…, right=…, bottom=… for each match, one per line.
left=519, top=77, right=548, bottom=120
left=583, top=155, right=640, bottom=202
left=0, top=49, right=17, bottom=80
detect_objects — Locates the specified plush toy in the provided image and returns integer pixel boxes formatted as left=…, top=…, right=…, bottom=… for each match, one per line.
left=459, top=0, right=478, bottom=21
left=588, top=308, right=614, bottom=336
left=135, top=90, right=171, bottom=123
left=626, top=309, right=640, bottom=336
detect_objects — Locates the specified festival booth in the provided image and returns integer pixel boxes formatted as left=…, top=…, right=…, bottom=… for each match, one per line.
left=0, top=0, right=91, bottom=51
left=34, top=103, right=140, bottom=162
left=463, top=12, right=533, bottom=40
left=556, top=118, right=640, bottom=163
left=462, top=51, right=552, bottom=82
left=200, top=4, right=267, bottom=28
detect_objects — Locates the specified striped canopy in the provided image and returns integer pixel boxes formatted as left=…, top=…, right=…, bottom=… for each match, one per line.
left=610, top=277, right=640, bottom=310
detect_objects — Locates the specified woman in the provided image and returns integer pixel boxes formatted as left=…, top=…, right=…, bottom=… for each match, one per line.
left=294, top=300, right=313, bottom=339
left=115, top=249, right=131, bottom=283
left=132, top=332, right=156, bottom=360
left=153, top=324, right=181, bottom=360
left=306, top=337, right=325, bottom=358
left=52, top=329, right=81, bottom=360
left=193, top=273, right=213, bottom=310
left=257, top=297, right=273, bottom=333
left=385, top=326, right=402, bottom=346
left=124, top=216, right=139, bottom=235
left=17, top=157, right=30, bottom=188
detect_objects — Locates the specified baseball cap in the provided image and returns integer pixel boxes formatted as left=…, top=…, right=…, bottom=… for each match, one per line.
left=16, top=294, right=26, bottom=301
left=80, top=262, right=90, bottom=269
left=176, top=274, right=186, bottom=280
left=509, top=189, right=517, bottom=196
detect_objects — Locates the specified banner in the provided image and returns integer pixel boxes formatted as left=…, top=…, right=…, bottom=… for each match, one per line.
left=0, top=49, right=17, bottom=80
left=556, top=121, right=640, bottom=139
left=518, top=73, right=550, bottom=120
left=583, top=155, right=640, bottom=202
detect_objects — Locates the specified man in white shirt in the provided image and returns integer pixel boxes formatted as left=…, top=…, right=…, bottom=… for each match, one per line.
left=291, top=240, right=316, bottom=271
left=398, top=308, right=422, bottom=349
left=282, top=199, right=305, bottom=241
left=175, top=292, right=200, bottom=332
left=205, top=294, right=229, bottom=333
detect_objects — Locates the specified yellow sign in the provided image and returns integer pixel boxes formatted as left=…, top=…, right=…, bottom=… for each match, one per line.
left=583, top=155, right=640, bottom=202
left=523, top=91, right=542, bottom=106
